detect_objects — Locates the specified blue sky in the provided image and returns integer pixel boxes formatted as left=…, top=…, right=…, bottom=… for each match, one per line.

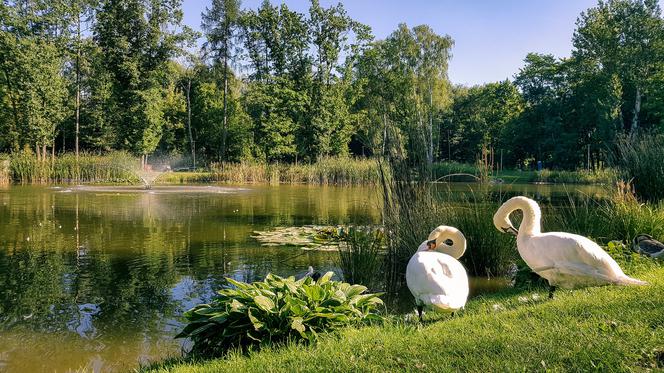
left=181, top=0, right=661, bottom=86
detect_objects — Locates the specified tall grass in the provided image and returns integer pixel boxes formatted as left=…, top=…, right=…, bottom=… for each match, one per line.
left=443, top=193, right=517, bottom=277
left=551, top=181, right=664, bottom=245
left=5, top=151, right=139, bottom=184
left=534, top=168, right=617, bottom=184
left=208, top=157, right=381, bottom=185
left=614, top=134, right=664, bottom=201
left=0, top=156, right=9, bottom=184
left=337, top=227, right=385, bottom=290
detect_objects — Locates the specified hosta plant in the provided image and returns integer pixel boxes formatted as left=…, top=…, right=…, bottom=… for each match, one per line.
left=176, top=272, right=384, bottom=357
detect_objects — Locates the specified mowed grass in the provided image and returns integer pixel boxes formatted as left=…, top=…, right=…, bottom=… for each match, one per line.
left=143, top=265, right=664, bottom=373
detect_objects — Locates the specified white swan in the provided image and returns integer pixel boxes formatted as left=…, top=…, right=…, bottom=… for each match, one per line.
left=493, top=196, right=647, bottom=297
left=406, top=226, right=469, bottom=320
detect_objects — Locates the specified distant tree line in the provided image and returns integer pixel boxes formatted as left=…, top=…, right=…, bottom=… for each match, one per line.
left=0, top=0, right=662, bottom=170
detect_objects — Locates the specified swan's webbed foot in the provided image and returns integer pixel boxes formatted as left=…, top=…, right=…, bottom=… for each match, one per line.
left=548, top=285, right=556, bottom=299
left=417, top=305, right=423, bottom=322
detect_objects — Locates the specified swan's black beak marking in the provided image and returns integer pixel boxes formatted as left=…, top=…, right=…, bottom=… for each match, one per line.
left=426, top=239, right=437, bottom=250
left=502, top=227, right=518, bottom=236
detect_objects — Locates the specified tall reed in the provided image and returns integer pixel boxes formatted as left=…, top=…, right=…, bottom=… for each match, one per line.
left=551, top=181, right=664, bottom=245
left=209, top=157, right=380, bottom=185
left=6, top=151, right=139, bottom=184
left=337, top=227, right=385, bottom=290
left=444, top=192, right=518, bottom=277
left=614, top=134, right=664, bottom=201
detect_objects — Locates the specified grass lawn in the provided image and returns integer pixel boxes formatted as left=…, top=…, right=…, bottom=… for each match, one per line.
left=144, top=265, right=663, bottom=372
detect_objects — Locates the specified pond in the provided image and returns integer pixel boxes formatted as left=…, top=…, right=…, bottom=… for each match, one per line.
left=0, top=182, right=605, bottom=372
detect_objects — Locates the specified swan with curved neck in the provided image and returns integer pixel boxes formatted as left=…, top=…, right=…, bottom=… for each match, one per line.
left=406, top=226, right=469, bottom=321
left=494, top=196, right=646, bottom=297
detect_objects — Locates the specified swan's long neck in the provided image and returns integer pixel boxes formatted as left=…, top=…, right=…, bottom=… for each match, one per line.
left=424, top=226, right=466, bottom=258
left=514, top=198, right=541, bottom=235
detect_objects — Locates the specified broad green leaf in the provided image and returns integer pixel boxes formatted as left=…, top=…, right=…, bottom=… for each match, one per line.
left=290, top=317, right=305, bottom=333
left=317, top=271, right=334, bottom=285
left=254, top=295, right=275, bottom=312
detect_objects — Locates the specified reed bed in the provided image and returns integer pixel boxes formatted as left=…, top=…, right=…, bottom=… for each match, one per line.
left=534, top=168, right=617, bottom=185
left=0, top=156, right=9, bottom=184
left=5, top=152, right=139, bottom=184
left=337, top=227, right=385, bottom=290
left=208, top=157, right=381, bottom=185
left=614, top=134, right=664, bottom=201
left=551, top=182, right=664, bottom=245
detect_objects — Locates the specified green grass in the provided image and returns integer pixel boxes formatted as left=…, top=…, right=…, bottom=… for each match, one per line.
left=144, top=264, right=664, bottom=372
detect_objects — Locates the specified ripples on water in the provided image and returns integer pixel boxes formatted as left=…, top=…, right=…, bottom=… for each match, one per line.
left=0, top=183, right=604, bottom=372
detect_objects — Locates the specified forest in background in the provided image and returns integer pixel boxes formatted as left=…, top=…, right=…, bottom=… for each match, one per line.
left=0, top=0, right=663, bottom=170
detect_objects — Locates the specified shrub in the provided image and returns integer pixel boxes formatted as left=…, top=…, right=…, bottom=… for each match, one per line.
left=176, top=272, right=384, bottom=357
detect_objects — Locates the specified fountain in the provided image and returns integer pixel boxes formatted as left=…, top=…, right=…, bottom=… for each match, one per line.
left=136, top=169, right=167, bottom=190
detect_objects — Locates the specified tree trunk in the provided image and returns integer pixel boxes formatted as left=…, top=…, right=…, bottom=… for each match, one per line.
left=428, top=81, right=434, bottom=165
left=75, top=11, right=81, bottom=161
left=2, top=67, right=20, bottom=151
left=630, top=86, right=641, bottom=137
left=382, top=111, right=387, bottom=156
left=221, top=30, right=229, bottom=162
left=186, top=77, right=195, bottom=169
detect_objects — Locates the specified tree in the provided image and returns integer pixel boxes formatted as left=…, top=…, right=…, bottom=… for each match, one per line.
left=94, top=0, right=187, bottom=166
left=202, top=0, right=242, bottom=162
left=573, top=0, right=664, bottom=136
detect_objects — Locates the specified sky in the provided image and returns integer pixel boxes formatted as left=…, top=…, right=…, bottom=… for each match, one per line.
left=181, top=0, right=661, bottom=86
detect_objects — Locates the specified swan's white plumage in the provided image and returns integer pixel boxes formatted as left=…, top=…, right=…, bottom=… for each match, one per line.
left=494, top=196, right=647, bottom=288
left=406, top=226, right=469, bottom=312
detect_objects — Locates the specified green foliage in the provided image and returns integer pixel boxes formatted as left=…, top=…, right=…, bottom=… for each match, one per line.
left=449, top=81, right=523, bottom=163
left=176, top=273, right=384, bottom=357
left=146, top=266, right=664, bottom=372
left=1, top=0, right=663, bottom=171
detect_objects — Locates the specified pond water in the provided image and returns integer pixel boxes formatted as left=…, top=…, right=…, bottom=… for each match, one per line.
left=0, top=182, right=605, bottom=372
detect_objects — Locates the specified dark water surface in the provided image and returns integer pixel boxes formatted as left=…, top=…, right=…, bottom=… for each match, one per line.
left=0, top=183, right=603, bottom=372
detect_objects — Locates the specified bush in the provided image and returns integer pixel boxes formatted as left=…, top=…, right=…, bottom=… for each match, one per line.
left=176, top=272, right=384, bottom=357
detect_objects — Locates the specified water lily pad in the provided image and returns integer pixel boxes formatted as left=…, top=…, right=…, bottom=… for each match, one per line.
left=251, top=225, right=345, bottom=251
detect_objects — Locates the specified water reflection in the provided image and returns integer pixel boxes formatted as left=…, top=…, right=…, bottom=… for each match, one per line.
left=0, top=185, right=378, bottom=372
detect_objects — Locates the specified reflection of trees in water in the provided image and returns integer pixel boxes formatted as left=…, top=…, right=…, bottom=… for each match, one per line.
left=0, top=185, right=377, bottom=370
left=0, top=249, right=178, bottom=336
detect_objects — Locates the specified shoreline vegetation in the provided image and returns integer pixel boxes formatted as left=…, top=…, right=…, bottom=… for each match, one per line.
left=144, top=264, right=664, bottom=372
left=0, top=152, right=617, bottom=186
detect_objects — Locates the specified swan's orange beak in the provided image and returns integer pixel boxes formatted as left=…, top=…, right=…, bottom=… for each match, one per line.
left=502, top=226, right=518, bottom=236
left=426, top=239, right=437, bottom=250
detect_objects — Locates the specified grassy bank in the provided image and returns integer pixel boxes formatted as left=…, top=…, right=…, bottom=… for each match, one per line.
left=145, top=263, right=663, bottom=372
left=432, top=162, right=617, bottom=184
